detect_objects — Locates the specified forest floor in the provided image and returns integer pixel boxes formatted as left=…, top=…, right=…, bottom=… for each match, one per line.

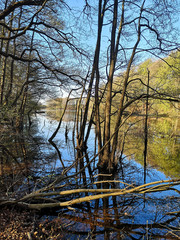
left=0, top=207, right=65, bottom=240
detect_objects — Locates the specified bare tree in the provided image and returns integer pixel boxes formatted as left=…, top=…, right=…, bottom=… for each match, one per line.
left=0, top=0, right=87, bottom=127
left=74, top=0, right=180, bottom=171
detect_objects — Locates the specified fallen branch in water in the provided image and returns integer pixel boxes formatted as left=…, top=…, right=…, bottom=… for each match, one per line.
left=165, top=210, right=180, bottom=215
left=0, top=178, right=179, bottom=211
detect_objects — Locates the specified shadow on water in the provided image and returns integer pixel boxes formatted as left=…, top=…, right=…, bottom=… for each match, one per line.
left=0, top=111, right=179, bottom=239
left=0, top=125, right=38, bottom=195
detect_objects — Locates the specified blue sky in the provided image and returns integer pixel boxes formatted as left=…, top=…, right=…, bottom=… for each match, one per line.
left=64, top=0, right=180, bottom=55
left=62, top=0, right=180, bottom=75
left=45, top=0, right=180, bottom=99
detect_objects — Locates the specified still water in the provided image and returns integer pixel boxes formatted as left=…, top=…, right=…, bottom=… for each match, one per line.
left=34, top=111, right=180, bottom=239
left=35, top=111, right=179, bottom=179
left=0, top=111, right=179, bottom=239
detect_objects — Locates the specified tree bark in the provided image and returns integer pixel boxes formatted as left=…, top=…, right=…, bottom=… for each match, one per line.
left=143, top=69, right=150, bottom=183
left=110, top=0, right=146, bottom=167
left=77, top=0, right=106, bottom=152
left=100, top=0, right=125, bottom=169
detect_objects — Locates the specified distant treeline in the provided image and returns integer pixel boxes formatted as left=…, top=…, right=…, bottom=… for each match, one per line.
left=46, top=52, right=179, bottom=117
left=46, top=98, right=80, bottom=110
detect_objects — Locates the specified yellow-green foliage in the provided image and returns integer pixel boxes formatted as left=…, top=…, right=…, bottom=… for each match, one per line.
left=112, top=51, right=179, bottom=116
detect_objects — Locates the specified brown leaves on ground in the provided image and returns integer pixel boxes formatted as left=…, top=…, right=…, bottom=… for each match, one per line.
left=0, top=207, right=65, bottom=239
left=0, top=207, right=34, bottom=239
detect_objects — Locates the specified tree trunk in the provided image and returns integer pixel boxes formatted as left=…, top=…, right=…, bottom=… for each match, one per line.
left=143, top=69, right=150, bottom=183
left=77, top=0, right=106, bottom=152
left=0, top=11, right=13, bottom=105
left=100, top=0, right=125, bottom=170
left=17, top=24, right=35, bottom=131
left=110, top=0, right=146, bottom=167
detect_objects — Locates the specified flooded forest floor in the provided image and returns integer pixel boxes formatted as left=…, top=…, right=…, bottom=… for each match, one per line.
left=0, top=113, right=180, bottom=239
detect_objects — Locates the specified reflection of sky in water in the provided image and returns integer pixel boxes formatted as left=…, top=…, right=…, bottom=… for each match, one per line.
left=34, top=113, right=179, bottom=186
left=33, top=113, right=96, bottom=173
left=32, top=113, right=179, bottom=228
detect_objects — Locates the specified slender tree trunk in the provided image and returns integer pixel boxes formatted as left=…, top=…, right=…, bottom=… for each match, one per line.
left=5, top=6, right=23, bottom=105
left=95, top=66, right=103, bottom=154
left=77, top=0, right=106, bottom=151
left=4, top=40, right=15, bottom=105
left=103, top=0, right=118, bottom=168
left=0, top=0, right=8, bottom=65
left=143, top=69, right=150, bottom=183
left=94, top=0, right=108, bottom=158
left=110, top=0, right=146, bottom=168
left=0, top=11, right=13, bottom=105
left=48, top=90, right=72, bottom=141
left=17, top=24, right=35, bottom=130
left=100, top=0, right=125, bottom=169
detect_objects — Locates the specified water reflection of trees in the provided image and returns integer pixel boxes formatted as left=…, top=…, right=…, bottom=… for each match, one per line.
left=0, top=123, right=52, bottom=196
left=117, top=116, right=180, bottom=178
left=41, top=112, right=179, bottom=239
left=59, top=210, right=179, bottom=239
left=36, top=184, right=179, bottom=239
left=1, top=113, right=179, bottom=239
left=46, top=109, right=179, bottom=178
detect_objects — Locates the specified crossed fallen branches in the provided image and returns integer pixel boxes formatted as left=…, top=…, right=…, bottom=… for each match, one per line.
left=0, top=178, right=179, bottom=211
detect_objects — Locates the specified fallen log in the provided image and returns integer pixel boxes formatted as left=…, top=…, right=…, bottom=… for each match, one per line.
left=0, top=178, right=179, bottom=211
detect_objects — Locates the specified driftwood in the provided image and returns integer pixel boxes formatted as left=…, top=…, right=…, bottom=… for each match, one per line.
left=0, top=178, right=179, bottom=211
